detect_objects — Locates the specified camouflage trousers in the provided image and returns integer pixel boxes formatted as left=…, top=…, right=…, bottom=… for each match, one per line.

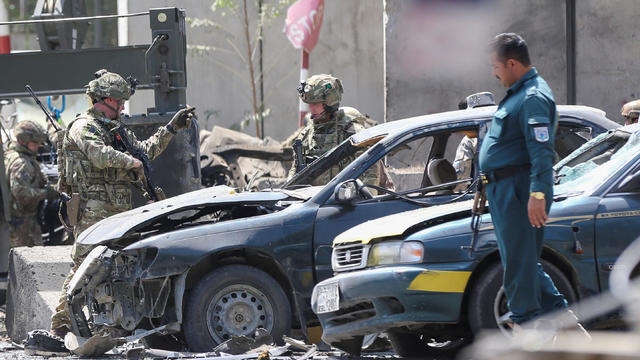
left=50, top=199, right=122, bottom=332
left=9, top=216, right=43, bottom=248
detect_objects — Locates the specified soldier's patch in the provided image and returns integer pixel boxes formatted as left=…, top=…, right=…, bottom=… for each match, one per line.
left=82, top=127, right=99, bottom=140
left=533, top=126, right=549, bottom=142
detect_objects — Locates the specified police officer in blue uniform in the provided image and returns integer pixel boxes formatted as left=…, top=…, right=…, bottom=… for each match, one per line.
left=479, top=33, right=567, bottom=326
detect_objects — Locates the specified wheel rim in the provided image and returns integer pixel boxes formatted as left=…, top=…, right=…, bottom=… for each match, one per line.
left=206, top=284, right=274, bottom=344
left=493, top=286, right=513, bottom=337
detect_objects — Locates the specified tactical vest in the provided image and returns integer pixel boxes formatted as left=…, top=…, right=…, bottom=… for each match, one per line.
left=61, top=114, right=132, bottom=209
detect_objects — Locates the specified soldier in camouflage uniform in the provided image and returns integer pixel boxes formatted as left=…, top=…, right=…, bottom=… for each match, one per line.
left=284, top=74, right=377, bottom=185
left=50, top=69, right=195, bottom=336
left=453, top=130, right=478, bottom=192
left=4, top=120, right=59, bottom=247
left=621, top=99, right=640, bottom=125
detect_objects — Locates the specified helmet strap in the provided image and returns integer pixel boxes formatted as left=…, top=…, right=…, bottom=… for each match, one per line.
left=311, top=104, right=339, bottom=124
left=98, top=99, right=123, bottom=121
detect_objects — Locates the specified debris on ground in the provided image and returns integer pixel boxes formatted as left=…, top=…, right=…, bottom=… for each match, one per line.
left=23, top=329, right=69, bottom=356
left=213, top=328, right=274, bottom=355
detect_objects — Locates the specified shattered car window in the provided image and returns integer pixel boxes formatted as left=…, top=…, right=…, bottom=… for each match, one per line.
left=555, top=130, right=640, bottom=195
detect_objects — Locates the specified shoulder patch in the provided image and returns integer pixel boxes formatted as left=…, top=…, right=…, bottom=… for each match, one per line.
left=82, top=126, right=99, bottom=140
left=533, top=126, right=550, bottom=142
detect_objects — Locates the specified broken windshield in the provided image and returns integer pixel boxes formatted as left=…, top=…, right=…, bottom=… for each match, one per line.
left=555, top=129, right=640, bottom=195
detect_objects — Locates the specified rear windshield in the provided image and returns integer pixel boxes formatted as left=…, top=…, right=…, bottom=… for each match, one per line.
left=555, top=130, right=640, bottom=195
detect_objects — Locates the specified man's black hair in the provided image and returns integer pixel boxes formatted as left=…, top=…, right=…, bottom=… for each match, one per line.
left=490, top=33, right=531, bottom=66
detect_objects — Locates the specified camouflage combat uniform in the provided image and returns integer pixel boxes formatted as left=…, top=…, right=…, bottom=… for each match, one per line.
left=51, top=69, right=195, bottom=333
left=286, top=106, right=371, bottom=184
left=453, top=136, right=477, bottom=179
left=4, top=143, right=47, bottom=247
left=62, top=107, right=174, bottom=238
left=453, top=136, right=477, bottom=192
left=4, top=120, right=56, bottom=248
left=286, top=74, right=379, bottom=186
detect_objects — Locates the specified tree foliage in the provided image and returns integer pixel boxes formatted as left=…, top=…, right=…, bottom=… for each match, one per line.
left=188, top=0, right=294, bottom=137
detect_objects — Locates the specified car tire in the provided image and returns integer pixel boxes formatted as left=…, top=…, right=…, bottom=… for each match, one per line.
left=386, top=331, right=467, bottom=358
left=467, top=260, right=576, bottom=335
left=183, top=265, right=292, bottom=352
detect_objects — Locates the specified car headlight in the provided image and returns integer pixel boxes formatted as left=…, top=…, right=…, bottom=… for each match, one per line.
left=368, top=241, right=424, bottom=266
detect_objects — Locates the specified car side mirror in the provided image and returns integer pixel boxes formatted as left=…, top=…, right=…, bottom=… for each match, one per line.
left=618, top=170, right=640, bottom=192
left=334, top=179, right=359, bottom=203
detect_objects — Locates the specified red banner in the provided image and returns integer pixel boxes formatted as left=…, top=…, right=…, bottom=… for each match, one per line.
left=284, top=0, right=324, bottom=52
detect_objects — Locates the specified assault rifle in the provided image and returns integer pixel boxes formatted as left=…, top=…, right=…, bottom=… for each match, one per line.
left=25, top=85, right=61, bottom=132
left=113, top=125, right=166, bottom=202
left=461, top=175, right=487, bottom=255
left=293, top=139, right=305, bottom=174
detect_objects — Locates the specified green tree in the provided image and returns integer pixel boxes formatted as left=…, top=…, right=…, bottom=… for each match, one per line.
left=188, top=0, right=293, bottom=138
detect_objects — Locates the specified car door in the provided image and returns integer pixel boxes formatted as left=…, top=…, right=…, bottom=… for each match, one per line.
left=312, top=122, right=481, bottom=283
left=594, top=160, right=640, bottom=291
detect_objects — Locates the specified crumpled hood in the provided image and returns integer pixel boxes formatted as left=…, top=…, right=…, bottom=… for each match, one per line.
left=333, top=200, right=474, bottom=245
left=77, top=185, right=299, bottom=246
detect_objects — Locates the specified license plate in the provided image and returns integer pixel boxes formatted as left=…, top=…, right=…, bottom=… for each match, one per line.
left=315, top=282, right=339, bottom=314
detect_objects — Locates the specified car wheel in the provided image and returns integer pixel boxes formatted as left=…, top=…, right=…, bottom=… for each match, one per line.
left=467, top=260, right=576, bottom=337
left=183, top=265, right=292, bottom=352
left=386, top=331, right=467, bottom=358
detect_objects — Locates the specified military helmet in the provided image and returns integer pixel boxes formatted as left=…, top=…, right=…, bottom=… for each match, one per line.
left=621, top=99, right=640, bottom=124
left=13, top=120, right=47, bottom=144
left=297, top=74, right=343, bottom=106
left=621, top=99, right=640, bottom=117
left=86, top=69, right=131, bottom=101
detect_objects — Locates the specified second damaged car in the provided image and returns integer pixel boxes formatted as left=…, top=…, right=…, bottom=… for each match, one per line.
left=65, top=101, right=616, bottom=351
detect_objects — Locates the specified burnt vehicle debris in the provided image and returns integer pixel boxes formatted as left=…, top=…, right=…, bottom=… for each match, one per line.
left=65, top=103, right=618, bottom=352
left=199, top=126, right=292, bottom=190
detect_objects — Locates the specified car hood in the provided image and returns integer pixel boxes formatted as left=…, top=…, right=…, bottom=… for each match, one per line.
left=333, top=199, right=474, bottom=245
left=77, top=185, right=314, bottom=246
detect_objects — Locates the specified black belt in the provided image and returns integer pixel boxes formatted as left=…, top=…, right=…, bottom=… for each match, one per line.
left=481, top=164, right=531, bottom=184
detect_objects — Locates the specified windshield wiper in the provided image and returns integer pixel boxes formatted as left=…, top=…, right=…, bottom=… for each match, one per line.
left=360, top=178, right=476, bottom=206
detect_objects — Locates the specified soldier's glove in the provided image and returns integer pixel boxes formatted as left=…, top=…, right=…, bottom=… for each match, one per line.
left=167, top=105, right=196, bottom=133
left=45, top=186, right=60, bottom=201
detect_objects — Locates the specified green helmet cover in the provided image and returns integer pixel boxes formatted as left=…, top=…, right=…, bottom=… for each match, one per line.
left=86, top=69, right=131, bottom=101
left=13, top=120, right=47, bottom=144
left=298, top=74, right=343, bottom=107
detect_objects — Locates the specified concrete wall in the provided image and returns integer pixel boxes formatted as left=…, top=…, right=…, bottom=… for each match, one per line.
left=384, top=0, right=640, bottom=124
left=384, top=0, right=567, bottom=121
left=575, top=0, right=640, bottom=123
left=126, top=1, right=384, bottom=141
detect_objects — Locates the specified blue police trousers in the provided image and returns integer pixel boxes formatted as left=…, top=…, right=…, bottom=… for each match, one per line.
left=486, top=171, right=568, bottom=324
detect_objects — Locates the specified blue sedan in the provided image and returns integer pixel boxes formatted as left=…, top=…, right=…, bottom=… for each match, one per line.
left=312, top=124, right=640, bottom=357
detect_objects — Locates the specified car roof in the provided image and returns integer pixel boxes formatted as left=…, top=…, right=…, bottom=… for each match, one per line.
left=351, top=105, right=615, bottom=145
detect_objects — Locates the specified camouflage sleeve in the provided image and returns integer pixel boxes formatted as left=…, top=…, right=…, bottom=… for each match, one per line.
left=69, top=121, right=137, bottom=169
left=8, top=160, right=46, bottom=206
left=129, top=126, right=173, bottom=161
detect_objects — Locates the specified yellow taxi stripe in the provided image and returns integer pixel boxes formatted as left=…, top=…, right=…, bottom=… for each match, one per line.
left=407, top=270, right=472, bottom=293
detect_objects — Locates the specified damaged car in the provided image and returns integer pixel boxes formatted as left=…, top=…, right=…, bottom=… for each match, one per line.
left=199, top=125, right=292, bottom=190
left=311, top=124, right=640, bottom=356
left=65, top=102, right=617, bottom=352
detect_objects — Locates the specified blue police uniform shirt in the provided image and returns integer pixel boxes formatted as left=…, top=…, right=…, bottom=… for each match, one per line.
left=478, top=67, right=557, bottom=196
